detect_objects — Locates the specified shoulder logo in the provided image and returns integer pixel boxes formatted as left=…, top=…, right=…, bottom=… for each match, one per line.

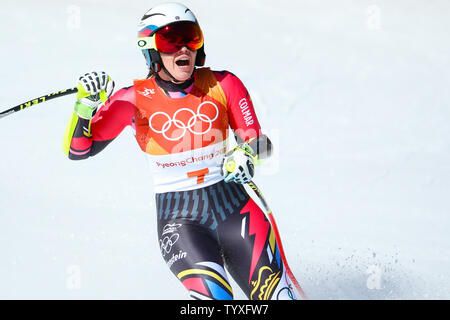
left=238, top=98, right=254, bottom=126
left=137, top=87, right=156, bottom=98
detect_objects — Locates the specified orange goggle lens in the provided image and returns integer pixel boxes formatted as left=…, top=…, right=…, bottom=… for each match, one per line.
left=154, top=22, right=204, bottom=53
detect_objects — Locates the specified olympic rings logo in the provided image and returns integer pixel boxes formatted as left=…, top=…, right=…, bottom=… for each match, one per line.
left=160, top=233, right=180, bottom=257
left=149, top=101, right=219, bottom=141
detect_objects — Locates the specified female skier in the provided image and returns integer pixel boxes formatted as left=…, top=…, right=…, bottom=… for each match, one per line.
left=63, top=2, right=300, bottom=300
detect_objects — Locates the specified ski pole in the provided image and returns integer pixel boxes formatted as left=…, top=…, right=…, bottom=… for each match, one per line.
left=0, top=87, right=77, bottom=119
left=247, top=181, right=308, bottom=300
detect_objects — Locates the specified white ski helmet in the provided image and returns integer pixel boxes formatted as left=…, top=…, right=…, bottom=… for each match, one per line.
left=137, top=2, right=206, bottom=73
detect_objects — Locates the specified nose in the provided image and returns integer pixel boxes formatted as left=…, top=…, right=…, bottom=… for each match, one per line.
left=179, top=45, right=194, bottom=53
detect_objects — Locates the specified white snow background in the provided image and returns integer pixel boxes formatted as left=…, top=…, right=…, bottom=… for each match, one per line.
left=1, top=0, right=449, bottom=299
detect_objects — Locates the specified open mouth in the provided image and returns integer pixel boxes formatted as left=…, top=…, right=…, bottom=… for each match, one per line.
left=175, top=58, right=190, bottom=67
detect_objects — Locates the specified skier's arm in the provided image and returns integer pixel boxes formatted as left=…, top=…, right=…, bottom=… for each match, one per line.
left=216, top=71, right=273, bottom=184
left=62, top=72, right=135, bottom=160
left=215, top=71, right=272, bottom=162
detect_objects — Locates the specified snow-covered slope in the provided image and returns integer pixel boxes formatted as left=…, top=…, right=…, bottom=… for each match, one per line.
left=1, top=0, right=449, bottom=299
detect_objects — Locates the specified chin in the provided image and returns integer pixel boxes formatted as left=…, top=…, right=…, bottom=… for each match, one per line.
left=174, top=68, right=195, bottom=81
left=177, top=74, right=191, bottom=81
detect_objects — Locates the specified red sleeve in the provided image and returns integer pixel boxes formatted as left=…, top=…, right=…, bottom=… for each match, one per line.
left=90, top=86, right=135, bottom=141
left=214, top=71, right=262, bottom=142
left=69, top=86, right=135, bottom=159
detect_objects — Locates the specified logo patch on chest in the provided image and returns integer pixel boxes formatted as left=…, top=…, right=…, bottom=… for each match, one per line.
left=149, top=101, right=219, bottom=141
left=137, top=87, right=156, bottom=98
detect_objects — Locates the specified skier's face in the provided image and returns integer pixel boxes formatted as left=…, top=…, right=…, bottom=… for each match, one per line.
left=159, top=47, right=197, bottom=83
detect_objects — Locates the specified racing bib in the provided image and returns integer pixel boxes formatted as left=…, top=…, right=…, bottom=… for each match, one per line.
left=133, top=68, right=230, bottom=192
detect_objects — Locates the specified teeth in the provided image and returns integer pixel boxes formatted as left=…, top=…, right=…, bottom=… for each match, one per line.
left=176, top=59, right=190, bottom=66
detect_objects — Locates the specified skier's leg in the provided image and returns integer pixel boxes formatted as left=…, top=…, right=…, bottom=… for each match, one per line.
left=156, top=191, right=234, bottom=300
left=157, top=220, right=233, bottom=300
left=218, top=184, right=297, bottom=300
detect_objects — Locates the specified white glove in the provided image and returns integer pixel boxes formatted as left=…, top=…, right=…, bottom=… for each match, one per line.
left=221, top=144, right=256, bottom=184
left=74, top=71, right=115, bottom=119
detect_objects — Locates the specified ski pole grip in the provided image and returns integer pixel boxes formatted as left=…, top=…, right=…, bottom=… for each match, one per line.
left=225, top=159, right=236, bottom=173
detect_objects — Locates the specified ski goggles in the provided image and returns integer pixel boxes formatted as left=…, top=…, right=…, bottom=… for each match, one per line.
left=137, top=21, right=204, bottom=53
